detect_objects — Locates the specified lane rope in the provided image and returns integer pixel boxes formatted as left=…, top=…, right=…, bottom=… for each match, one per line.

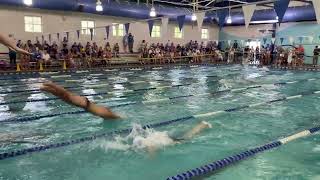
left=167, top=126, right=320, bottom=180
left=0, top=79, right=219, bottom=106
left=1, top=77, right=316, bottom=123
left=0, top=89, right=319, bottom=160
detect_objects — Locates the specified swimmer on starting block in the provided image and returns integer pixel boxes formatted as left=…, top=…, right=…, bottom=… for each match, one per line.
left=40, top=82, right=120, bottom=120
left=0, top=33, right=32, bottom=55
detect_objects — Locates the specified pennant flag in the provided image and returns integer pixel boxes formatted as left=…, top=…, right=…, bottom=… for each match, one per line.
left=90, top=28, right=93, bottom=41
left=36, top=36, right=38, bottom=41
left=227, top=40, right=231, bottom=46
left=105, top=26, right=110, bottom=39
left=147, top=20, right=154, bottom=37
left=125, top=23, right=130, bottom=34
left=274, top=0, right=290, bottom=24
left=177, top=15, right=186, bottom=31
left=57, top=33, right=60, bottom=40
left=280, top=37, right=284, bottom=44
left=41, top=35, right=44, bottom=42
left=217, top=9, right=228, bottom=28
left=66, top=32, right=69, bottom=41
left=299, top=36, right=303, bottom=43
left=196, top=12, right=206, bottom=31
left=48, top=34, right=51, bottom=43
left=271, top=37, right=276, bottom=44
left=263, top=38, right=267, bottom=44
left=289, top=36, right=294, bottom=44
left=76, top=30, right=80, bottom=39
left=161, top=17, right=169, bottom=37
left=241, top=40, right=244, bottom=45
left=312, top=0, right=320, bottom=24
left=242, top=4, right=256, bottom=28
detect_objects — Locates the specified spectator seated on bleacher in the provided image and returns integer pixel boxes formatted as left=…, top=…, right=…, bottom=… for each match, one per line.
left=41, top=50, right=51, bottom=66
left=113, top=43, right=120, bottom=58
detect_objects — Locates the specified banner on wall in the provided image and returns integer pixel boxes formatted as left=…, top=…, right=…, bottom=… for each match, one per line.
left=242, top=4, right=256, bottom=28
left=196, top=12, right=206, bottom=31
left=90, top=29, right=93, bottom=41
left=280, top=37, right=284, bottom=44
left=274, top=0, right=290, bottom=24
left=77, top=30, right=80, bottom=39
left=312, top=0, right=320, bottom=24
left=177, top=15, right=186, bottom=31
left=161, top=17, right=169, bottom=37
left=105, top=26, right=110, bottom=39
left=125, top=23, right=130, bottom=34
left=147, top=20, right=154, bottom=37
left=217, top=9, right=228, bottom=29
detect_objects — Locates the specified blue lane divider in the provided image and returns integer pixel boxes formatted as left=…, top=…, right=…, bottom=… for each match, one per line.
left=0, top=79, right=219, bottom=106
left=1, top=78, right=317, bottom=123
left=167, top=126, right=320, bottom=180
left=0, top=90, right=319, bottom=160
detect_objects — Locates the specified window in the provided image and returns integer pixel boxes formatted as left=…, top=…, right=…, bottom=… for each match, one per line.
left=81, top=21, right=95, bottom=35
left=113, top=24, right=124, bottom=37
left=174, top=27, right=183, bottom=39
left=201, top=28, right=209, bottom=39
left=24, top=16, right=42, bottom=33
left=151, top=25, right=161, bottom=38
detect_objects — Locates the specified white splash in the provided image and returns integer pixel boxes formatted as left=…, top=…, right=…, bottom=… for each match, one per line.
left=99, top=124, right=174, bottom=152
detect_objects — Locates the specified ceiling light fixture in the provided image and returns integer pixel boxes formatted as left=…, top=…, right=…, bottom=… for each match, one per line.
left=191, top=13, right=197, bottom=21
left=150, top=7, right=156, bottom=17
left=96, top=0, right=103, bottom=12
left=226, top=1, right=232, bottom=24
left=23, top=0, right=32, bottom=6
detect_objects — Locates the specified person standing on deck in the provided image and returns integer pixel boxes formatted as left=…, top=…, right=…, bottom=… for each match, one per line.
left=313, top=46, right=319, bottom=67
left=128, top=33, right=134, bottom=53
left=123, top=33, right=129, bottom=53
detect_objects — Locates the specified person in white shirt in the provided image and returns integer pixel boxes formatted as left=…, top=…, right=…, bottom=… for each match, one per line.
left=41, top=50, right=51, bottom=65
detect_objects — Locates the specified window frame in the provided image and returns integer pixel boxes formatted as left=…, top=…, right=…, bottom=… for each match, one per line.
left=81, top=20, right=96, bottom=35
left=151, top=25, right=161, bottom=38
left=112, top=24, right=125, bottom=37
left=24, top=16, right=42, bottom=33
left=174, top=27, right=183, bottom=39
left=201, top=28, right=209, bottom=40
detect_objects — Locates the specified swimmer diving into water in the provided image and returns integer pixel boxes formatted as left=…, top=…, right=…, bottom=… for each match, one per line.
left=0, top=33, right=32, bottom=55
left=40, top=82, right=120, bottom=119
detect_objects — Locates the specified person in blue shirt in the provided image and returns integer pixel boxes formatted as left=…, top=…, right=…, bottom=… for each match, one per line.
left=128, top=33, right=134, bottom=53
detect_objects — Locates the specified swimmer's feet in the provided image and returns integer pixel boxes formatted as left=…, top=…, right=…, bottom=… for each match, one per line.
left=201, top=121, right=212, bottom=128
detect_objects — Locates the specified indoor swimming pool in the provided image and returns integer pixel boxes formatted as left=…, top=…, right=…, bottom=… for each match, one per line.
left=0, top=65, right=319, bottom=180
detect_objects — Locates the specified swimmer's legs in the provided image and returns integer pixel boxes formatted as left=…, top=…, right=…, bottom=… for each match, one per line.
left=181, top=121, right=212, bottom=140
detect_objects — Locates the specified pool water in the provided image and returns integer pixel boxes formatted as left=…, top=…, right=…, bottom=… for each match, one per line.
left=0, top=65, right=319, bottom=180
